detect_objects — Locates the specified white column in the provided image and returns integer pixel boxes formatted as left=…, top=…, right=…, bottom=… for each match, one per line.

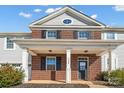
left=22, top=49, right=29, bottom=82
left=66, top=49, right=71, bottom=83
left=108, top=49, right=112, bottom=83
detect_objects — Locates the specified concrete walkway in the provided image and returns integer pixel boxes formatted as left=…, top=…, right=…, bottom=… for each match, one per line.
left=26, top=80, right=108, bottom=88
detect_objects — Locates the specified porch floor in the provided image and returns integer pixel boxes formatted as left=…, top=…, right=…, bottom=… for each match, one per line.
left=26, top=80, right=108, bottom=88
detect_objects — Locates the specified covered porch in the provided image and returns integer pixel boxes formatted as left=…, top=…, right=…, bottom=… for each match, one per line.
left=13, top=39, right=124, bottom=83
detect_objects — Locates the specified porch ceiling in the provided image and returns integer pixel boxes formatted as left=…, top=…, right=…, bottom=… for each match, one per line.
left=29, top=48, right=105, bottom=54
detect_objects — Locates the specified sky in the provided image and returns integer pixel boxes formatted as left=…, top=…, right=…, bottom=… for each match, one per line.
left=0, top=5, right=124, bottom=32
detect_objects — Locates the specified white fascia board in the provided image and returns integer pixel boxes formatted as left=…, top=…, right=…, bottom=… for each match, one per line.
left=13, top=39, right=124, bottom=47
left=30, top=27, right=124, bottom=32
left=0, top=32, right=31, bottom=36
left=29, top=7, right=66, bottom=27
left=30, top=25, right=104, bottom=28
left=67, top=7, right=105, bottom=26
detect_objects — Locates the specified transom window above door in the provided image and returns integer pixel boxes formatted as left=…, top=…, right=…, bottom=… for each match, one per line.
left=46, top=31, right=57, bottom=39
left=78, top=31, right=90, bottom=39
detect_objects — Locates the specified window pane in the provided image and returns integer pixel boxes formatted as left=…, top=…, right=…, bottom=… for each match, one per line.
left=47, top=57, right=56, bottom=70
left=78, top=32, right=89, bottom=39
left=107, top=32, right=115, bottom=39
left=6, top=37, right=14, bottom=49
left=47, top=65, right=55, bottom=70
left=47, top=31, right=56, bottom=39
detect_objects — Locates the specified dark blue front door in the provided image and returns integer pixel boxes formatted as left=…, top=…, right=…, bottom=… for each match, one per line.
left=78, top=58, right=87, bottom=80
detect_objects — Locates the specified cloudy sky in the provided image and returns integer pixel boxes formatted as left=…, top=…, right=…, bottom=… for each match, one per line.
left=0, top=5, right=124, bottom=32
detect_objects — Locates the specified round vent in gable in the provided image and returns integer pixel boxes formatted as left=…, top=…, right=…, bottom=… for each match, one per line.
left=62, top=18, right=72, bottom=25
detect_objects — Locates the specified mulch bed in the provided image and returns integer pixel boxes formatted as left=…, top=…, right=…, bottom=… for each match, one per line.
left=91, top=81, right=124, bottom=88
left=11, top=83, right=89, bottom=88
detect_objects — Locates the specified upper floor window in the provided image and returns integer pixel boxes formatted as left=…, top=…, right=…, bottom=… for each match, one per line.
left=106, top=32, right=115, bottom=40
left=63, top=19, right=72, bottom=25
left=4, top=37, right=15, bottom=50
left=46, top=31, right=57, bottom=39
left=78, top=31, right=89, bottom=39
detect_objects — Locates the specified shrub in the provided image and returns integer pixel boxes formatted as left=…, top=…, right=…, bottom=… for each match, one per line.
left=109, top=69, right=124, bottom=85
left=97, top=69, right=124, bottom=86
left=0, top=64, right=24, bottom=87
left=96, top=71, right=108, bottom=81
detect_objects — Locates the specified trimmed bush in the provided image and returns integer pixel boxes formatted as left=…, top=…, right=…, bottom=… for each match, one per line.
left=96, top=71, right=108, bottom=81
left=0, top=64, right=24, bottom=87
left=97, top=69, right=124, bottom=86
left=109, top=69, right=124, bottom=85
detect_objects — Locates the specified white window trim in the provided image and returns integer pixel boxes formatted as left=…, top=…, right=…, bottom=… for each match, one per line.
left=103, top=32, right=117, bottom=40
left=46, top=30, right=57, bottom=39
left=62, top=18, right=73, bottom=25
left=46, top=56, right=56, bottom=71
left=4, top=37, right=16, bottom=50
left=77, top=31, right=89, bottom=40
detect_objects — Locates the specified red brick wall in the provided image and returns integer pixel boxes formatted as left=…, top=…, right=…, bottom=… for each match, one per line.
left=32, top=30, right=42, bottom=38
left=31, top=54, right=101, bottom=80
left=32, top=70, right=51, bottom=80
left=91, top=31, right=101, bottom=39
left=31, top=30, right=101, bottom=39
left=88, top=55, right=101, bottom=80
left=32, top=56, right=41, bottom=70
left=60, top=30, right=74, bottom=39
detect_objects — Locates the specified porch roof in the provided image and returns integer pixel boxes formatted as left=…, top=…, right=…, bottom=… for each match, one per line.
left=13, top=39, right=124, bottom=48
left=13, top=39, right=124, bottom=55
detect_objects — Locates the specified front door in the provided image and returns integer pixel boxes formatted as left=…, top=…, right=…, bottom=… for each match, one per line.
left=78, top=57, right=88, bottom=80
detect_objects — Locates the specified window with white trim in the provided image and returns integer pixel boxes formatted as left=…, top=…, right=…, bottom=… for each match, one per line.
left=46, top=57, right=56, bottom=70
left=78, top=31, right=89, bottom=39
left=46, top=31, right=57, bottom=39
left=106, top=32, right=115, bottom=40
left=5, top=37, right=14, bottom=49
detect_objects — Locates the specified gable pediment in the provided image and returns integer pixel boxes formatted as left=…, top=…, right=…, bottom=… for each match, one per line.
left=41, top=13, right=88, bottom=26
left=29, top=6, right=105, bottom=27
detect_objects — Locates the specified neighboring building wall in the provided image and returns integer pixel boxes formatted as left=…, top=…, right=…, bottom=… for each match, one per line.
left=101, top=52, right=118, bottom=71
left=31, top=54, right=101, bottom=80
left=101, top=32, right=124, bottom=71
left=114, top=32, right=124, bottom=68
left=0, top=34, right=31, bottom=64
left=0, top=37, right=22, bottom=64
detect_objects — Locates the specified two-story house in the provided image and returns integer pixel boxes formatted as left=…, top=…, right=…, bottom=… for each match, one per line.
left=0, top=6, right=124, bottom=83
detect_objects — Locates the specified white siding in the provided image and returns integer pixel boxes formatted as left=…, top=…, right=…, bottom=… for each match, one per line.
left=101, top=52, right=119, bottom=71
left=115, top=32, right=124, bottom=68
left=101, top=32, right=124, bottom=71
left=0, top=37, right=22, bottom=63
left=0, top=35, right=31, bottom=64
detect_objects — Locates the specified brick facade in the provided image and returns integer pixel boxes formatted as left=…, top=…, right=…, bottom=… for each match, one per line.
left=92, top=31, right=101, bottom=39
left=31, top=30, right=101, bottom=39
left=60, top=30, right=74, bottom=39
left=32, top=30, right=42, bottom=38
left=31, top=54, right=101, bottom=80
